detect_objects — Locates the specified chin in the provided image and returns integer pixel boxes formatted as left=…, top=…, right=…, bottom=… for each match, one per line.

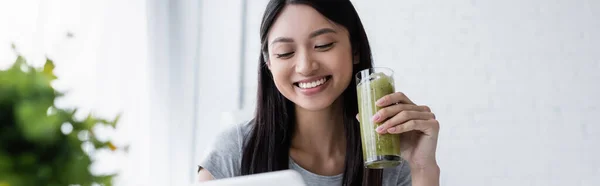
left=293, top=98, right=335, bottom=111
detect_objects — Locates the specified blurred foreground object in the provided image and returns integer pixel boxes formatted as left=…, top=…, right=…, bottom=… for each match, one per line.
left=0, top=46, right=123, bottom=186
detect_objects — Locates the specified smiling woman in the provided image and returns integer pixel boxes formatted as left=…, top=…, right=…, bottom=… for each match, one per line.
left=197, top=0, right=442, bottom=186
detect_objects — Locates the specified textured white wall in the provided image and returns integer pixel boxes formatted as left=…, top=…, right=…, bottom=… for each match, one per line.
left=196, top=0, right=600, bottom=185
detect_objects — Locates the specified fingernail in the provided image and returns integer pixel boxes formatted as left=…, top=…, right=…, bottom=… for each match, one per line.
left=387, top=127, right=396, bottom=133
left=371, top=114, right=380, bottom=122
left=375, top=99, right=384, bottom=106
left=376, top=126, right=384, bottom=132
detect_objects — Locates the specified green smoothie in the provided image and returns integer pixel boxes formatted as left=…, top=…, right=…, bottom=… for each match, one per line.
left=356, top=72, right=401, bottom=168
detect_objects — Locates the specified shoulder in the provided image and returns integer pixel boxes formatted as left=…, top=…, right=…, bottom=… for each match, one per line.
left=382, top=159, right=412, bottom=186
left=198, top=120, right=254, bottom=179
left=205, top=119, right=253, bottom=155
left=214, top=119, right=254, bottom=150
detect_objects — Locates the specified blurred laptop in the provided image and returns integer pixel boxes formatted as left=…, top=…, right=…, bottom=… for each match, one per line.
left=197, top=170, right=306, bottom=186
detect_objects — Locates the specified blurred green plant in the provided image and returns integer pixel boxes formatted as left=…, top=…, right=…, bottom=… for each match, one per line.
left=0, top=46, right=123, bottom=186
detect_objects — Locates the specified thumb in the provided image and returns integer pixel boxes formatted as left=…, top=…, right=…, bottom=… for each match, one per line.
left=356, top=114, right=360, bottom=121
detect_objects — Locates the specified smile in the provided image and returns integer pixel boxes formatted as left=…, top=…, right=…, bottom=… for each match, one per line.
left=294, top=75, right=331, bottom=89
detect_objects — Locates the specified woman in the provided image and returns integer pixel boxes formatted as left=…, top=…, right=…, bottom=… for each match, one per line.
left=198, top=0, right=440, bottom=185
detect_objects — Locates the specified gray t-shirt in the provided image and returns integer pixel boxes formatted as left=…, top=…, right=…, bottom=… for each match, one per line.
left=199, top=120, right=412, bottom=186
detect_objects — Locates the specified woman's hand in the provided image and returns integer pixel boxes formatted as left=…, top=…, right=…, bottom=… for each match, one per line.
left=357, top=92, right=440, bottom=185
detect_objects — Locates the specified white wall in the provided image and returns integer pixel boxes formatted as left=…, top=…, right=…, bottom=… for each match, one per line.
left=195, top=0, right=600, bottom=185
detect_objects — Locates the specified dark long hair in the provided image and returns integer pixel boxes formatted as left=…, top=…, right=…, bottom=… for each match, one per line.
left=241, top=0, right=381, bottom=185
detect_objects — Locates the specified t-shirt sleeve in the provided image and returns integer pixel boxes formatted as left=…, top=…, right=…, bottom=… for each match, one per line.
left=396, top=159, right=412, bottom=186
left=198, top=122, right=247, bottom=179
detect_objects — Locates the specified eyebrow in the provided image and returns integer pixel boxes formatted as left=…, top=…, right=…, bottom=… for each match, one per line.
left=270, top=28, right=337, bottom=45
left=309, top=28, right=336, bottom=38
left=271, top=37, right=293, bottom=45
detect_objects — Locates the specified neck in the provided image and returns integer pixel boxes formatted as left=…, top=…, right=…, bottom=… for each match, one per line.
left=291, top=98, right=347, bottom=159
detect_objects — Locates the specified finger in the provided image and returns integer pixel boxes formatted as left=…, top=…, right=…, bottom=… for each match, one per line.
left=387, top=119, right=440, bottom=136
left=372, top=104, right=432, bottom=122
left=376, top=111, right=435, bottom=133
left=376, top=92, right=415, bottom=107
left=356, top=114, right=359, bottom=121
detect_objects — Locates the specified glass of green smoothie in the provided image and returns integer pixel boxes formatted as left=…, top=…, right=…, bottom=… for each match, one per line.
left=356, top=67, right=402, bottom=169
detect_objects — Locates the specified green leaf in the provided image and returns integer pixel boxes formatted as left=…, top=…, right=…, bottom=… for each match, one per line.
left=83, top=114, right=97, bottom=130
left=10, top=56, right=26, bottom=72
left=15, top=101, right=61, bottom=144
left=43, top=58, right=57, bottom=80
left=93, top=174, right=115, bottom=186
left=110, top=114, right=121, bottom=128
left=60, top=154, right=92, bottom=184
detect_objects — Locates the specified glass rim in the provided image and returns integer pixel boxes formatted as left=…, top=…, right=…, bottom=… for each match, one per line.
left=355, top=67, right=394, bottom=82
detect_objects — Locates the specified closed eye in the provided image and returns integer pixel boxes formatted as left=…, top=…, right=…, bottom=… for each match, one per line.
left=275, top=51, right=294, bottom=58
left=315, top=42, right=335, bottom=50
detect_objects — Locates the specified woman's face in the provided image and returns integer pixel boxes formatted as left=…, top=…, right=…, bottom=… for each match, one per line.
left=266, top=4, right=354, bottom=111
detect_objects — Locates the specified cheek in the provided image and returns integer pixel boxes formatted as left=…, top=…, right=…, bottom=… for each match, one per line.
left=325, top=48, right=354, bottom=80
left=339, top=64, right=354, bottom=88
left=269, top=66, right=293, bottom=92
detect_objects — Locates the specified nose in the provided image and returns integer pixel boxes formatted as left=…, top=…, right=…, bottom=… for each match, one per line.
left=295, top=49, right=319, bottom=76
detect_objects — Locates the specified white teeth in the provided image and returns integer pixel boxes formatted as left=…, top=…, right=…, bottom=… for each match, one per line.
left=298, top=77, right=327, bottom=89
